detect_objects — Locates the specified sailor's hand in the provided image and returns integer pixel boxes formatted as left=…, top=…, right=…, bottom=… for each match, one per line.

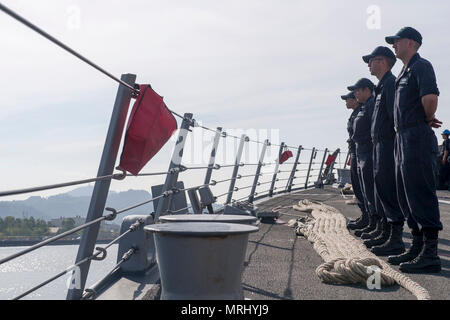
left=429, top=117, right=442, bottom=128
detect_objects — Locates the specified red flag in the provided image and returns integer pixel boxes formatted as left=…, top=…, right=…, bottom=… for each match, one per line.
left=280, top=150, right=293, bottom=164
left=325, top=155, right=336, bottom=166
left=347, top=156, right=351, bottom=166
left=119, top=85, right=177, bottom=175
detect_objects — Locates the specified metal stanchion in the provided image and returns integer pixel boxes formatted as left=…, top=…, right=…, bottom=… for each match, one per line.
left=269, top=142, right=285, bottom=197
left=249, top=140, right=269, bottom=203
left=154, top=113, right=193, bottom=221
left=286, top=145, right=302, bottom=192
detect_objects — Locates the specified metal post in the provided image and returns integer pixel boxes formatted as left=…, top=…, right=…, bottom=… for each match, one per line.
left=315, top=148, right=329, bottom=187
left=326, top=148, right=340, bottom=184
left=343, top=150, right=350, bottom=169
left=269, top=142, right=285, bottom=197
left=66, top=73, right=136, bottom=300
left=286, top=145, right=302, bottom=192
left=225, top=134, right=247, bottom=204
left=248, top=139, right=269, bottom=203
left=154, top=113, right=193, bottom=221
left=204, top=127, right=222, bottom=185
left=202, top=127, right=222, bottom=213
left=304, top=147, right=316, bottom=189
left=187, top=189, right=202, bottom=214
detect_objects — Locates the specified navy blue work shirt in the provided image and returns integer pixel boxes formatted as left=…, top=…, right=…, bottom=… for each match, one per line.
left=352, top=96, right=375, bottom=152
left=444, top=139, right=450, bottom=154
left=371, top=71, right=396, bottom=142
left=347, top=104, right=362, bottom=154
left=394, top=53, right=440, bottom=131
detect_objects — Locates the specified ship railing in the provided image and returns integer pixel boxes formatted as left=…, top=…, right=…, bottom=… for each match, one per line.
left=0, top=2, right=346, bottom=300
left=0, top=104, right=342, bottom=300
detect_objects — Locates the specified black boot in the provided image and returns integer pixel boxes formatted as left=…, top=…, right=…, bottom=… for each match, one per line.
left=347, top=210, right=368, bottom=230
left=347, top=216, right=361, bottom=227
left=399, top=229, right=441, bottom=274
left=361, top=216, right=383, bottom=240
left=364, top=219, right=390, bottom=248
left=355, top=214, right=376, bottom=237
left=387, top=230, right=423, bottom=265
left=370, top=223, right=405, bottom=256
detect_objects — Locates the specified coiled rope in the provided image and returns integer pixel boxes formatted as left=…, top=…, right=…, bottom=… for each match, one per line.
left=284, top=199, right=430, bottom=300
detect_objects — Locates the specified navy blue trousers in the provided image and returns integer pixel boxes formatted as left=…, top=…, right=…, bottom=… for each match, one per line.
left=373, top=139, right=404, bottom=223
left=350, top=152, right=366, bottom=213
left=356, top=144, right=377, bottom=216
left=395, top=125, right=443, bottom=230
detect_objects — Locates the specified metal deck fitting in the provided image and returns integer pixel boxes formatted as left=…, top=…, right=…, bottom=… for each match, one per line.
left=159, top=214, right=257, bottom=225
left=145, top=222, right=258, bottom=300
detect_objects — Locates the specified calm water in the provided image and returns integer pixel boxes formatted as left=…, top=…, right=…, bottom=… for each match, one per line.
left=0, top=244, right=118, bottom=300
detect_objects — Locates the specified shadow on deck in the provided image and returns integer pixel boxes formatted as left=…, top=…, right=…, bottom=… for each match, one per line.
left=242, top=186, right=450, bottom=300
left=96, top=186, right=449, bottom=300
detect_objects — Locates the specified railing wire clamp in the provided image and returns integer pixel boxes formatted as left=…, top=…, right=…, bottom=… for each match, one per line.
left=92, top=247, right=107, bottom=261
left=122, top=248, right=136, bottom=262
left=129, top=218, right=145, bottom=232
left=113, top=167, right=127, bottom=180
left=105, top=207, right=118, bottom=221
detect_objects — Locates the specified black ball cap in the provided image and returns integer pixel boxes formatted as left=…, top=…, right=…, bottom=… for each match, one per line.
left=347, top=78, right=375, bottom=91
left=385, top=26, right=422, bottom=45
left=340, top=92, right=356, bottom=100
left=362, top=46, right=396, bottom=63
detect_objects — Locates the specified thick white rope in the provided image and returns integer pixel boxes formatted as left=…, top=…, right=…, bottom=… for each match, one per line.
left=285, top=199, right=430, bottom=300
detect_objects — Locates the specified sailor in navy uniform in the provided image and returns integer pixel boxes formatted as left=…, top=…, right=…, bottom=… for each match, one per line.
left=385, top=27, right=443, bottom=273
left=341, top=92, right=368, bottom=229
left=437, top=129, right=450, bottom=189
left=357, top=47, right=406, bottom=255
left=347, top=78, right=378, bottom=237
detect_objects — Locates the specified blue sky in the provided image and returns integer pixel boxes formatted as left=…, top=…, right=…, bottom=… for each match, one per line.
left=1, top=0, right=450, bottom=202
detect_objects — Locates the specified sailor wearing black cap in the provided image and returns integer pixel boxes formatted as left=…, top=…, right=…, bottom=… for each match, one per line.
left=385, top=27, right=443, bottom=273
left=341, top=92, right=367, bottom=229
left=358, top=47, right=405, bottom=255
left=347, top=78, right=377, bottom=237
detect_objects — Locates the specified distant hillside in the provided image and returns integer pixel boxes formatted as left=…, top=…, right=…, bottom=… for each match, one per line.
left=0, top=186, right=154, bottom=221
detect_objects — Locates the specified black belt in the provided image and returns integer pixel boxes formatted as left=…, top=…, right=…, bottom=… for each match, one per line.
left=394, top=120, right=425, bottom=132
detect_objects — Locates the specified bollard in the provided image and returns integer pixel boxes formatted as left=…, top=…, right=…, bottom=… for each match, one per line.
left=159, top=214, right=257, bottom=225
left=145, top=222, right=258, bottom=300
left=117, top=215, right=155, bottom=273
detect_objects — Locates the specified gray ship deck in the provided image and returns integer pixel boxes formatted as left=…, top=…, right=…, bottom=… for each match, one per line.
left=243, top=186, right=450, bottom=300
left=96, top=186, right=450, bottom=300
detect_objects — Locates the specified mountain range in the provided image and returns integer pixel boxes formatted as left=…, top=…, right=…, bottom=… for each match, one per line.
left=0, top=185, right=154, bottom=221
